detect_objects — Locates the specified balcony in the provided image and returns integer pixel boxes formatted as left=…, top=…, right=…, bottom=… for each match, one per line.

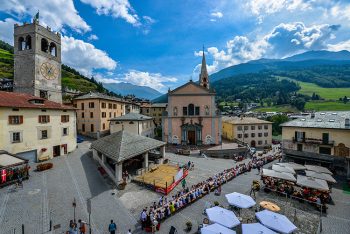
left=292, top=137, right=334, bottom=146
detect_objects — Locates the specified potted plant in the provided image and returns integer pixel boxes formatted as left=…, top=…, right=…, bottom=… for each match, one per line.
left=185, top=221, right=192, bottom=232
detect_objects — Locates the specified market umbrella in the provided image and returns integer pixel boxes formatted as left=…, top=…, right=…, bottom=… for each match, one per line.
left=256, top=210, right=297, bottom=234
left=305, top=165, right=333, bottom=175
left=262, top=169, right=296, bottom=182
left=272, top=164, right=296, bottom=174
left=225, top=192, right=256, bottom=209
left=201, top=223, right=237, bottom=234
left=296, top=175, right=329, bottom=191
left=242, top=223, right=277, bottom=234
left=276, top=162, right=306, bottom=170
left=206, top=206, right=240, bottom=228
left=305, top=170, right=336, bottom=183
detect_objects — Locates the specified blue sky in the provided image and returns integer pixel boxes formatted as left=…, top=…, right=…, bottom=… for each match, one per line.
left=1, top=0, right=350, bottom=93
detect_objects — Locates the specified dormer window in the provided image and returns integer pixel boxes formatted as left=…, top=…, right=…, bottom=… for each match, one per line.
left=29, top=99, right=44, bottom=105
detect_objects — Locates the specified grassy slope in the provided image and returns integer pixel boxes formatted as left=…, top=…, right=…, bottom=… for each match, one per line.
left=255, top=105, right=298, bottom=112
left=0, top=48, right=14, bottom=79
left=305, top=101, right=350, bottom=111
left=295, top=80, right=350, bottom=100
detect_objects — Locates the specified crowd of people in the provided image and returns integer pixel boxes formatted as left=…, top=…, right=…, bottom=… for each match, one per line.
left=140, top=152, right=280, bottom=231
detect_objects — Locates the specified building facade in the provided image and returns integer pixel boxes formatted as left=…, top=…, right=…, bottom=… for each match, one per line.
left=222, top=116, right=272, bottom=147
left=14, top=20, right=62, bottom=103
left=140, top=103, right=167, bottom=126
left=162, top=51, right=221, bottom=145
left=73, top=92, right=126, bottom=138
left=281, top=112, right=350, bottom=176
left=0, top=92, right=76, bottom=162
left=110, top=113, right=155, bottom=137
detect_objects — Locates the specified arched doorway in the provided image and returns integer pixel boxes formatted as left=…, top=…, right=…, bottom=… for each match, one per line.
left=251, top=140, right=256, bottom=147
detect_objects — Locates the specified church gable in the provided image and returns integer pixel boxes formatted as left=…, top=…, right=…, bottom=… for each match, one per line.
left=170, top=82, right=211, bottom=95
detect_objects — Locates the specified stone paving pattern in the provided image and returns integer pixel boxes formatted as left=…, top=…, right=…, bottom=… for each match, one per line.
left=0, top=141, right=349, bottom=234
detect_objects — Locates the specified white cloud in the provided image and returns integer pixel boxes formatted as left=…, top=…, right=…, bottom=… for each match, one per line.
left=329, top=4, right=350, bottom=21
left=0, top=0, right=91, bottom=33
left=81, top=0, right=141, bottom=26
left=0, top=18, right=18, bottom=44
left=61, top=36, right=117, bottom=76
left=247, top=0, right=311, bottom=16
left=88, top=34, right=99, bottom=41
left=96, top=70, right=177, bottom=91
left=211, top=12, right=223, bottom=18
left=328, top=40, right=350, bottom=51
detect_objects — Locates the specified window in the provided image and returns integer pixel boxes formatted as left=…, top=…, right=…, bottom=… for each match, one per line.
left=108, top=103, right=112, bottom=109
left=91, top=124, right=94, bottom=132
left=41, top=130, right=48, bottom=139
left=238, top=134, right=242, bottom=138
left=8, top=116, right=23, bottom=124
left=244, top=126, right=248, bottom=131
left=294, top=131, right=305, bottom=142
left=49, top=42, right=56, bottom=56
left=258, top=133, right=262, bottom=137
left=109, top=112, right=111, bottom=118
left=39, top=90, right=48, bottom=99
left=90, top=112, right=93, bottom=118
left=61, top=115, right=69, bottom=123
left=113, top=104, right=117, bottom=109
left=264, top=125, right=268, bottom=129
left=18, top=37, right=25, bottom=51
left=129, top=121, right=134, bottom=124
left=244, top=133, right=248, bottom=138
left=102, top=112, right=106, bottom=118
left=297, top=144, right=303, bottom=151
left=264, top=132, right=268, bottom=137
left=258, top=125, right=262, bottom=130
left=11, top=132, right=21, bottom=143
left=258, top=141, right=262, bottom=145
left=173, top=107, right=178, bottom=116
left=81, top=112, right=84, bottom=118
left=322, top=133, right=329, bottom=144
left=183, top=107, right=188, bottom=116
left=62, top=128, right=68, bottom=136
left=251, top=126, right=255, bottom=130
left=114, top=112, right=116, bottom=117
left=237, top=126, right=242, bottom=131
left=73, top=104, right=77, bottom=108
left=251, top=133, right=255, bottom=137
left=81, top=103, right=84, bottom=110
left=25, top=35, right=31, bottom=49
left=101, top=102, right=106, bottom=108
left=195, top=106, right=200, bottom=115
left=188, top=104, right=195, bottom=116
left=89, top=102, right=95, bottom=108
left=41, top=38, right=48, bottom=52
left=265, top=140, right=267, bottom=145
left=38, top=115, right=50, bottom=123
left=82, top=124, right=85, bottom=132
left=103, top=123, right=106, bottom=130
left=205, top=106, right=210, bottom=115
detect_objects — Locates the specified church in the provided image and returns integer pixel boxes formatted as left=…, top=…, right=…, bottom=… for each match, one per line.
left=162, top=51, right=222, bottom=145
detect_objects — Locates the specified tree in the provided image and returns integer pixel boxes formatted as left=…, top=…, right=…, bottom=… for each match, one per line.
left=267, top=114, right=289, bottom=136
left=266, top=98, right=272, bottom=107
left=291, top=97, right=306, bottom=111
left=260, top=100, right=264, bottom=107
left=344, top=96, right=348, bottom=104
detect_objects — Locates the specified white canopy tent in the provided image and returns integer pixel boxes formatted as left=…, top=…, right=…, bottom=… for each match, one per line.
left=225, top=192, right=256, bottom=209
left=305, top=165, right=333, bottom=175
left=305, top=170, right=336, bottom=183
left=262, top=169, right=296, bottom=182
left=242, top=223, right=277, bottom=234
left=201, top=223, right=237, bottom=234
left=297, top=175, right=329, bottom=191
left=206, top=206, right=240, bottom=228
left=272, top=164, right=296, bottom=174
left=276, top=162, right=306, bottom=170
left=256, top=210, right=297, bottom=234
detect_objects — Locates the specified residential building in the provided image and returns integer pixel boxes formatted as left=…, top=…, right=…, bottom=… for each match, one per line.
left=0, top=91, right=77, bottom=162
left=110, top=113, right=155, bottom=137
left=125, top=102, right=140, bottom=114
left=162, top=50, right=221, bottom=145
left=140, top=103, right=167, bottom=126
left=222, top=116, right=272, bottom=147
left=281, top=111, right=350, bottom=176
left=73, top=92, right=127, bottom=138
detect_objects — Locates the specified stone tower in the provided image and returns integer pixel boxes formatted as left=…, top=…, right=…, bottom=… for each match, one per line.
left=199, top=47, right=209, bottom=89
left=14, top=19, right=62, bottom=103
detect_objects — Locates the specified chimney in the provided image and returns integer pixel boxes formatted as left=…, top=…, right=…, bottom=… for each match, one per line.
left=345, top=118, right=350, bottom=128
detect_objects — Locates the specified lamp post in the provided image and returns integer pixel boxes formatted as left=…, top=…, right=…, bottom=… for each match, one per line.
left=72, top=198, right=76, bottom=222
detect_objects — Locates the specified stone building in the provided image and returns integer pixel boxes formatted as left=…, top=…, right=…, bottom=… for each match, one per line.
left=13, top=20, right=62, bottom=103
left=109, top=113, right=155, bottom=137
left=162, top=51, right=221, bottom=145
left=140, top=103, right=167, bottom=126
left=222, top=116, right=272, bottom=148
left=281, top=111, right=350, bottom=176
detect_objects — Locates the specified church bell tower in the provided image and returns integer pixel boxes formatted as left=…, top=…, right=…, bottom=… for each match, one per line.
left=13, top=16, right=62, bottom=103
left=199, top=47, right=209, bottom=89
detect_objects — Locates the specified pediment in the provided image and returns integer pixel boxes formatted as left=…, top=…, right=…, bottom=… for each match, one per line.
left=170, top=82, right=211, bottom=95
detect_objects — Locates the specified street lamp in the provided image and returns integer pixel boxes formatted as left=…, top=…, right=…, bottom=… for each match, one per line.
left=72, top=198, right=76, bottom=222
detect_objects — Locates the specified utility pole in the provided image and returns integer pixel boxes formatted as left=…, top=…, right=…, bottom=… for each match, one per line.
left=87, top=198, right=92, bottom=234
left=73, top=197, right=76, bottom=222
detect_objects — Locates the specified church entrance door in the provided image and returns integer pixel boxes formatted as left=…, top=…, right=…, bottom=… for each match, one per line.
left=188, top=131, right=196, bottom=145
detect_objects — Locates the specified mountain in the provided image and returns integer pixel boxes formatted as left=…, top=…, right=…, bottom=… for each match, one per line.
left=210, top=50, right=350, bottom=82
left=103, top=82, right=163, bottom=100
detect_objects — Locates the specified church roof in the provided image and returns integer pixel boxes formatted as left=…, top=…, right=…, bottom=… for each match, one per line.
left=109, top=112, right=153, bottom=121
left=168, top=80, right=216, bottom=95
left=91, top=130, right=166, bottom=163
left=73, top=92, right=127, bottom=103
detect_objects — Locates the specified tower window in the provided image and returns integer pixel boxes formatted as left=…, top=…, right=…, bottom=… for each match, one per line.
left=203, top=84, right=207, bottom=88
left=18, top=37, right=25, bottom=51
left=25, top=35, right=31, bottom=49
left=188, top=104, right=195, bottom=116
left=41, top=38, right=49, bottom=52
left=39, top=90, right=48, bottom=99
left=49, top=42, right=56, bottom=56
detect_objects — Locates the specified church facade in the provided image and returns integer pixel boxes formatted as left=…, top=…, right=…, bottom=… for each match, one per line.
left=162, top=51, right=222, bottom=145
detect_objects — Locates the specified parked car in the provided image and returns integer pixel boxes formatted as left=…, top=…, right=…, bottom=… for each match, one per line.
left=77, top=135, right=84, bottom=143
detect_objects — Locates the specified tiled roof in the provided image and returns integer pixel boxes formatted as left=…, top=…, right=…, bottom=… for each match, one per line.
left=281, top=111, right=350, bottom=129
left=151, top=103, right=167, bottom=108
left=91, top=130, right=166, bottom=162
left=222, top=116, right=272, bottom=125
left=73, top=92, right=127, bottom=103
left=109, top=112, right=153, bottom=121
left=0, top=91, right=74, bottom=110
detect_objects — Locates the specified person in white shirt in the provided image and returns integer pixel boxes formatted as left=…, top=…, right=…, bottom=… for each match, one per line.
left=127, top=229, right=132, bottom=234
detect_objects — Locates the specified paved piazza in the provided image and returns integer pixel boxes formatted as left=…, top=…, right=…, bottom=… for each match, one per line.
left=0, top=141, right=349, bottom=234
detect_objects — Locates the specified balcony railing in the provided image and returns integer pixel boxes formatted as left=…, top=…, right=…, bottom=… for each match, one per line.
left=292, top=137, right=334, bottom=145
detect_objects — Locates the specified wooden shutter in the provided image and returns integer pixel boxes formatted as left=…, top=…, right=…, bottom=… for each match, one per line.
left=48, top=116, right=50, bottom=123
left=302, top=132, right=305, bottom=141
left=20, top=116, right=23, bottom=124
left=38, top=116, right=41, bottom=123
left=294, top=131, right=297, bottom=141
left=61, top=115, right=64, bottom=122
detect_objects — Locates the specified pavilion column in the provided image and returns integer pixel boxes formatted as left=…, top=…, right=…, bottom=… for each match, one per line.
left=143, top=152, right=149, bottom=169
left=115, top=163, right=123, bottom=183
left=159, top=146, right=165, bottom=164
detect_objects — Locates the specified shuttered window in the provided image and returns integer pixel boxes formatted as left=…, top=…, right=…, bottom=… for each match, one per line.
left=8, top=116, right=23, bottom=124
